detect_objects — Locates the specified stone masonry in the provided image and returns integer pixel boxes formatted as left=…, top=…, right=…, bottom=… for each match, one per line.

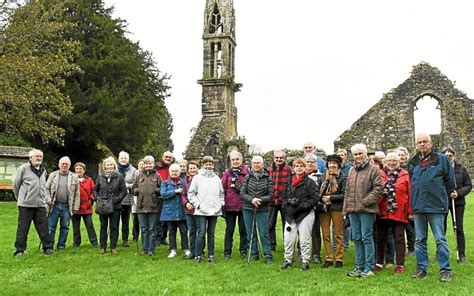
left=334, top=62, right=474, bottom=177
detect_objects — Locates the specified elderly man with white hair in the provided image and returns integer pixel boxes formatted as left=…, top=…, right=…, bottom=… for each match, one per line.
left=303, top=141, right=327, bottom=173
left=343, top=143, right=383, bottom=278
left=13, top=149, right=54, bottom=256
left=117, top=151, right=138, bottom=247
left=45, top=156, right=80, bottom=250
left=241, top=155, right=274, bottom=264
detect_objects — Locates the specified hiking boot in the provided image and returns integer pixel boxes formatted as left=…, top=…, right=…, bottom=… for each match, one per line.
left=301, top=262, right=310, bottom=271
left=208, top=256, right=216, bottom=264
left=99, top=248, right=105, bottom=255
left=360, top=270, right=375, bottom=278
left=280, top=261, right=292, bottom=270
left=411, top=268, right=427, bottom=279
left=312, top=254, right=321, bottom=264
left=395, top=265, right=404, bottom=274
left=322, top=261, right=333, bottom=268
left=440, top=270, right=452, bottom=282
left=265, top=257, right=273, bottom=265
left=44, top=248, right=54, bottom=255
left=14, top=251, right=24, bottom=257
left=123, top=241, right=130, bottom=248
left=347, top=267, right=363, bottom=277
left=195, top=256, right=203, bottom=263
left=459, top=256, right=468, bottom=264
left=111, top=248, right=118, bottom=255
left=335, top=261, right=343, bottom=268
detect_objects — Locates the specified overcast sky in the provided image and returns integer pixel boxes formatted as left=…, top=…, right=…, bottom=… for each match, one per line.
left=105, top=0, right=473, bottom=157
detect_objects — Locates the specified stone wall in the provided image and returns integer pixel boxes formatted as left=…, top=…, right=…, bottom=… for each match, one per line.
left=334, top=62, right=473, bottom=177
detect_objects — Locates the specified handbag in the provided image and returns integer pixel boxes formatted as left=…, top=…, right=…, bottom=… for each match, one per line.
left=315, top=201, right=328, bottom=213
left=95, top=196, right=114, bottom=215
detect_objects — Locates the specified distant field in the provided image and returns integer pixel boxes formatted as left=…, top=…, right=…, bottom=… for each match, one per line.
left=1, top=193, right=473, bottom=295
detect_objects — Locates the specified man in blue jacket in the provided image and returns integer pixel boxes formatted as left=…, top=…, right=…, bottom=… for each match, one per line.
left=408, top=134, right=455, bottom=282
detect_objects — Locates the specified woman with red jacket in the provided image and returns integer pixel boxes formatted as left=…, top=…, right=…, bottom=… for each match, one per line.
left=71, top=162, right=98, bottom=248
left=375, top=152, right=412, bottom=274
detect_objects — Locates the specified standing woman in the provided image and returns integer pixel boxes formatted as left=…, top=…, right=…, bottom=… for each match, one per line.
left=222, top=151, right=249, bottom=259
left=95, top=157, right=127, bottom=255
left=343, top=143, right=383, bottom=277
left=181, top=160, right=200, bottom=259
left=133, top=156, right=162, bottom=256
left=117, top=151, right=138, bottom=248
left=132, top=159, right=145, bottom=243
left=318, top=154, right=347, bottom=268
left=71, top=162, right=98, bottom=248
left=280, top=158, right=318, bottom=271
left=161, top=164, right=189, bottom=258
left=375, top=152, right=412, bottom=274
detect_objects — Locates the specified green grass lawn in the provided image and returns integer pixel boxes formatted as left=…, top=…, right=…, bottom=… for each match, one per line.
left=1, top=194, right=473, bottom=295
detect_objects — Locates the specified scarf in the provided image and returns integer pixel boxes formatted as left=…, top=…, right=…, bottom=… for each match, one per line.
left=382, top=167, right=400, bottom=213
left=230, top=167, right=242, bottom=190
left=292, top=173, right=305, bottom=188
left=117, top=163, right=130, bottom=177
left=354, top=159, right=369, bottom=171
left=171, top=177, right=180, bottom=184
left=320, top=170, right=339, bottom=196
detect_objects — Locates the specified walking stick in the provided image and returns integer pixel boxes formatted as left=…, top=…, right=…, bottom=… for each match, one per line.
left=246, top=207, right=257, bottom=265
left=254, top=216, right=264, bottom=259
left=451, top=197, right=459, bottom=262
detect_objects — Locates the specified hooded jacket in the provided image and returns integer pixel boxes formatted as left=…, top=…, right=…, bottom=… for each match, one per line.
left=188, top=169, right=225, bottom=216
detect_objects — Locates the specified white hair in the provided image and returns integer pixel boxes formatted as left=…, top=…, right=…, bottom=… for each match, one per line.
left=118, top=151, right=129, bottom=159
left=251, top=155, right=264, bottom=163
left=58, top=156, right=71, bottom=164
left=375, top=151, right=386, bottom=158
left=143, top=155, right=155, bottom=163
left=304, top=153, right=317, bottom=161
left=385, top=152, right=400, bottom=161
left=351, top=143, right=367, bottom=154
left=229, top=150, right=243, bottom=159
left=169, top=163, right=180, bottom=172
left=28, top=149, right=43, bottom=158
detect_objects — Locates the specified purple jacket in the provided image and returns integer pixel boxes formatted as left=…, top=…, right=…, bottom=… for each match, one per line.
left=222, top=165, right=249, bottom=212
left=181, top=175, right=194, bottom=215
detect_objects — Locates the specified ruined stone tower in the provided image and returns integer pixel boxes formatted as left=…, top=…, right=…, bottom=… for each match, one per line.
left=185, top=0, right=246, bottom=171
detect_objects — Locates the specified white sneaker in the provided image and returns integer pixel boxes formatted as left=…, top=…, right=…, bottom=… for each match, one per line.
left=167, top=250, right=177, bottom=258
left=184, top=249, right=191, bottom=257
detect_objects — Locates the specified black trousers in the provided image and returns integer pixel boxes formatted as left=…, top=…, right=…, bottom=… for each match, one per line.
left=444, top=204, right=466, bottom=257
left=132, top=213, right=140, bottom=242
left=312, top=212, right=321, bottom=257
left=268, top=204, right=285, bottom=249
left=99, top=210, right=121, bottom=249
left=15, top=206, right=53, bottom=253
left=120, top=205, right=131, bottom=242
left=405, top=220, right=415, bottom=253
left=167, top=220, right=189, bottom=251
left=71, top=214, right=98, bottom=247
left=224, top=211, right=247, bottom=255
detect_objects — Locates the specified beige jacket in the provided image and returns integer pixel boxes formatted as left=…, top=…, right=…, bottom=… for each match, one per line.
left=45, top=170, right=80, bottom=214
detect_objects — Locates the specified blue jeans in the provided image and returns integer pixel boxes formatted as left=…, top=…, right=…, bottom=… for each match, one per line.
left=186, top=215, right=197, bottom=256
left=349, top=212, right=375, bottom=272
left=48, top=203, right=70, bottom=249
left=243, top=209, right=272, bottom=258
left=414, top=213, right=451, bottom=272
left=195, top=215, right=217, bottom=257
left=137, top=213, right=159, bottom=253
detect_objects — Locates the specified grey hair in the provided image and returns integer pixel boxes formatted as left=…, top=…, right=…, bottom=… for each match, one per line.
left=385, top=151, right=400, bottom=161
left=396, top=146, right=410, bottom=158
left=304, top=153, right=317, bottom=161
left=58, top=156, right=71, bottom=164
left=273, top=150, right=286, bottom=158
left=177, top=159, right=188, bottom=165
left=169, top=163, right=180, bottom=172
left=143, top=155, right=155, bottom=163
left=118, top=151, right=129, bottom=159
left=351, top=143, right=367, bottom=154
left=375, top=151, right=385, bottom=158
left=251, top=155, right=264, bottom=163
left=28, top=149, right=43, bottom=158
left=229, top=150, right=243, bottom=159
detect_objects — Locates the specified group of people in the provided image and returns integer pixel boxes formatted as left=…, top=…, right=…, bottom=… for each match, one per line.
left=12, top=133, right=471, bottom=283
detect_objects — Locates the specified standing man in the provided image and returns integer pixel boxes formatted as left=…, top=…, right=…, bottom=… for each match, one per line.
left=13, top=149, right=54, bottom=256
left=303, top=142, right=327, bottom=173
left=267, top=150, right=292, bottom=252
left=409, top=134, right=455, bottom=282
left=155, top=151, right=175, bottom=245
left=45, top=156, right=80, bottom=250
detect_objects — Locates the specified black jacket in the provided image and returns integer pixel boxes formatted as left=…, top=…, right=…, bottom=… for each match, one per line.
left=241, top=169, right=273, bottom=212
left=94, top=172, right=127, bottom=210
left=316, top=171, right=347, bottom=212
left=283, top=174, right=319, bottom=224
left=452, top=162, right=472, bottom=207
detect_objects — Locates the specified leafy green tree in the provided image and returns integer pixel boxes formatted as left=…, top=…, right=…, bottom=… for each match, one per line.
left=0, top=1, right=81, bottom=145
